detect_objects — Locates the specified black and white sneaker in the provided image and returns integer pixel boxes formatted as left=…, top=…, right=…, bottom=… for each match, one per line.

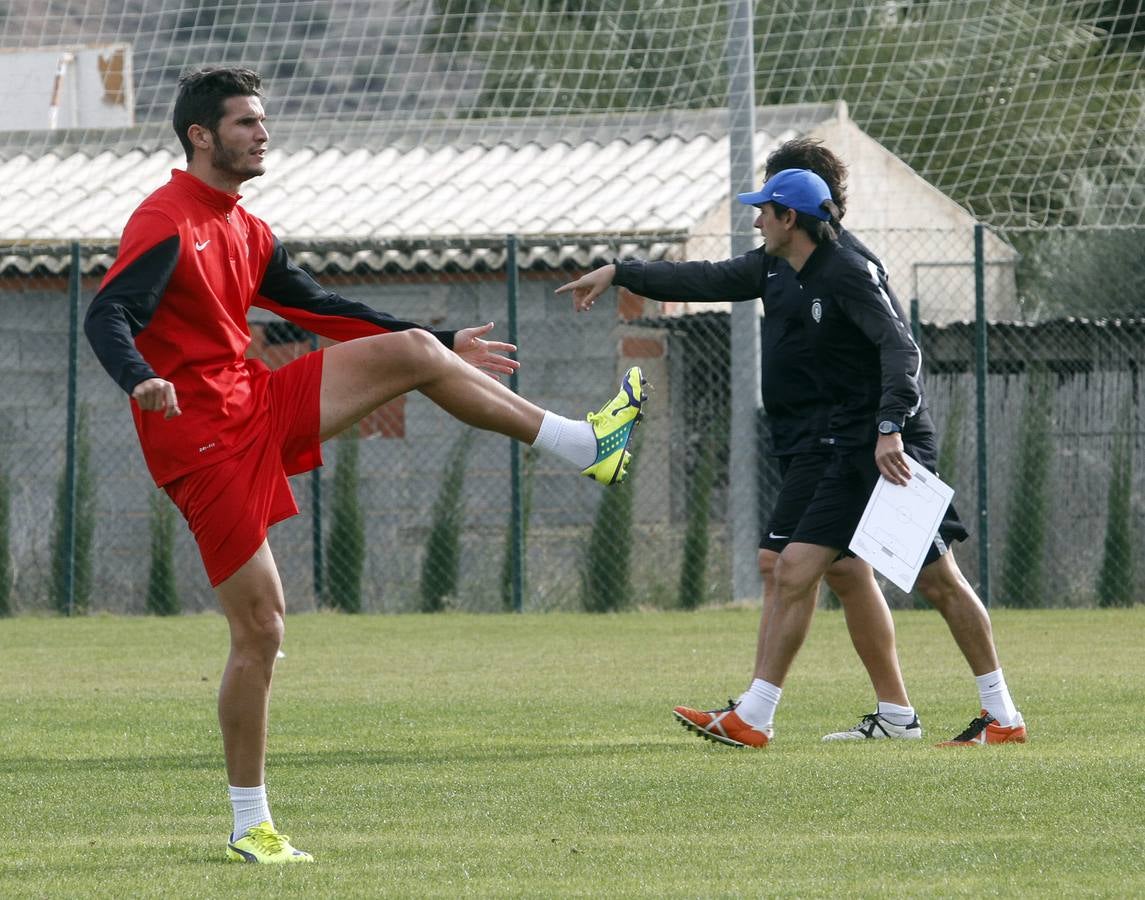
left=822, top=712, right=923, bottom=742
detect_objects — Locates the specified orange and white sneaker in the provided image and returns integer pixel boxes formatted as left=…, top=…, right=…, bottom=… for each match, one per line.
left=936, top=710, right=1027, bottom=747
left=672, top=700, right=772, bottom=748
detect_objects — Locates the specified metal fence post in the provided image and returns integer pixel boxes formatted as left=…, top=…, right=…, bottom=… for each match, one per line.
left=63, top=241, right=81, bottom=615
left=726, top=0, right=762, bottom=603
left=310, top=331, right=324, bottom=605
left=506, top=235, right=525, bottom=613
left=974, top=224, right=991, bottom=605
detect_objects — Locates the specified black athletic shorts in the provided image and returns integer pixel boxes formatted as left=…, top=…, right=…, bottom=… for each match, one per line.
left=789, top=431, right=970, bottom=567
left=760, top=453, right=832, bottom=552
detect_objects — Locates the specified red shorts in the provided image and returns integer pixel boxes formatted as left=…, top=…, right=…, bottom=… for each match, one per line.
left=165, top=350, right=325, bottom=587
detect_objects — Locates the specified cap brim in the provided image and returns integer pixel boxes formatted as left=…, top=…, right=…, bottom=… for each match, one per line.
left=736, top=190, right=767, bottom=205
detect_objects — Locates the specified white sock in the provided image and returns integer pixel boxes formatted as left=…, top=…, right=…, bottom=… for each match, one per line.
left=230, top=784, right=272, bottom=839
left=735, top=679, right=782, bottom=729
left=532, top=411, right=598, bottom=469
left=975, top=668, right=1019, bottom=727
left=877, top=700, right=917, bottom=726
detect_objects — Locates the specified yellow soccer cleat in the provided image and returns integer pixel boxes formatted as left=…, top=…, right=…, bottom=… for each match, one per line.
left=226, top=821, right=314, bottom=864
left=582, top=366, right=649, bottom=485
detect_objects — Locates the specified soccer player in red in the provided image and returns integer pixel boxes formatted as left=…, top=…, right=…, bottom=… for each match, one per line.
left=85, top=67, right=647, bottom=863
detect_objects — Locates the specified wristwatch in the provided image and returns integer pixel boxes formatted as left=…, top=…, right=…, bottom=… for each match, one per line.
left=877, top=420, right=901, bottom=435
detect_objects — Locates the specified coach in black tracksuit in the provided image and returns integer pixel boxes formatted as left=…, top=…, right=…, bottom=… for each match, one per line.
left=734, top=167, right=1026, bottom=747
left=557, top=144, right=923, bottom=741
left=559, top=163, right=1026, bottom=746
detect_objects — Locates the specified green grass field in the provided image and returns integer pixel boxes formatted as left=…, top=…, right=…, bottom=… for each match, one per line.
left=2, top=607, right=1143, bottom=898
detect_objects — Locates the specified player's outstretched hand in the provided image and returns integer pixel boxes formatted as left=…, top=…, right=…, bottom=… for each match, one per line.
left=453, top=322, right=520, bottom=378
left=555, top=264, right=616, bottom=312
left=132, top=377, right=181, bottom=419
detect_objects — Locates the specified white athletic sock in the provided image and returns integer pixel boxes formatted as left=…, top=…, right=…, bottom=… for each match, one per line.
left=531, top=411, right=598, bottom=469
left=735, top=679, right=782, bottom=729
left=975, top=668, right=1019, bottom=727
left=877, top=700, right=917, bottom=726
left=230, top=784, right=272, bottom=840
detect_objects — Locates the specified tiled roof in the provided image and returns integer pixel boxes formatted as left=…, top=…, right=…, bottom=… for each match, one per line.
left=0, top=108, right=830, bottom=274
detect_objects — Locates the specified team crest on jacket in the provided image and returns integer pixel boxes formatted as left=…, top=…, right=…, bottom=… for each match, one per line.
left=811, top=299, right=822, bottom=323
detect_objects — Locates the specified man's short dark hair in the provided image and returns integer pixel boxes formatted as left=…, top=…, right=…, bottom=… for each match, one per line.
left=764, top=138, right=848, bottom=220
left=173, top=67, right=263, bottom=162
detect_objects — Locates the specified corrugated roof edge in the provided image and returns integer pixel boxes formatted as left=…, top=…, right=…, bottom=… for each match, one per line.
left=0, top=233, right=689, bottom=277
left=0, top=102, right=840, bottom=159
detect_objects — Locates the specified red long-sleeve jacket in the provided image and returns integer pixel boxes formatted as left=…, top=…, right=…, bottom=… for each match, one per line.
left=85, top=169, right=453, bottom=485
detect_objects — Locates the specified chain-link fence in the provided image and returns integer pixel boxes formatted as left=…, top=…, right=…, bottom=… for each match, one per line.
left=1, top=227, right=1141, bottom=614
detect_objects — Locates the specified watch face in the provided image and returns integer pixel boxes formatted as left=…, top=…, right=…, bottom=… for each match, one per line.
left=878, top=421, right=894, bottom=434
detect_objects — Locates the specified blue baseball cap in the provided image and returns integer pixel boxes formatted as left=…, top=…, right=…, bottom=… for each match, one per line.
left=736, top=168, right=833, bottom=221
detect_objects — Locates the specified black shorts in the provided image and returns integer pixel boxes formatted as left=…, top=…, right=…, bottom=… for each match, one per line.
left=760, top=453, right=831, bottom=552
left=789, top=431, right=970, bottom=567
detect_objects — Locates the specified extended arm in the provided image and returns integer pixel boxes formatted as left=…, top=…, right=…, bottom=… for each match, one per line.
left=254, top=239, right=457, bottom=348
left=556, top=250, right=766, bottom=310
left=255, top=240, right=519, bottom=377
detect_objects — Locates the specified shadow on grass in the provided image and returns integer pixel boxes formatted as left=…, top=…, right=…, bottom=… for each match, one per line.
left=0, top=739, right=683, bottom=776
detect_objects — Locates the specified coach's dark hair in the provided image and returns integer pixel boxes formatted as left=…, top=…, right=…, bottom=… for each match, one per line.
left=768, top=199, right=841, bottom=245
left=173, top=67, right=263, bottom=162
left=764, top=137, right=848, bottom=220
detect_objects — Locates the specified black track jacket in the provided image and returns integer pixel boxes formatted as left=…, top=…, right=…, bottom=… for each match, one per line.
left=612, top=230, right=888, bottom=456
left=794, top=239, right=932, bottom=448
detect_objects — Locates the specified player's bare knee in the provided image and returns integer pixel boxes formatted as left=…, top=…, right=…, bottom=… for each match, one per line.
left=356, top=329, right=447, bottom=379
left=231, top=607, right=284, bottom=663
left=773, top=556, right=818, bottom=604
left=395, top=328, right=450, bottom=368
left=824, top=557, right=855, bottom=589
left=758, top=549, right=779, bottom=580
left=915, top=564, right=959, bottom=610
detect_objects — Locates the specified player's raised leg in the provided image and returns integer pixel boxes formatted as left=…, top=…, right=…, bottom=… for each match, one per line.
left=318, top=329, right=647, bottom=485
left=319, top=329, right=541, bottom=442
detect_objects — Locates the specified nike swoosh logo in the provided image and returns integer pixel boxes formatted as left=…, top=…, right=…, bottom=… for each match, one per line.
left=768, top=532, right=790, bottom=540
left=195, top=240, right=210, bottom=251
left=767, top=272, right=778, bottom=278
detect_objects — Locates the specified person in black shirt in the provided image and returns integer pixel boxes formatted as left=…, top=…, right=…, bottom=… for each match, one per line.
left=558, top=141, right=922, bottom=744
left=672, top=168, right=1026, bottom=748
